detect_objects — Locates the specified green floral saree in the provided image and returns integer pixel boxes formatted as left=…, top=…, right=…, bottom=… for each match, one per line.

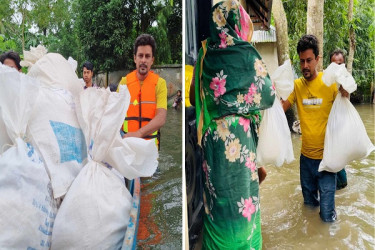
left=195, top=1, right=275, bottom=249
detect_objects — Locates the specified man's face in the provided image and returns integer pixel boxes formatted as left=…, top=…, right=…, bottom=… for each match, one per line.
left=134, top=45, right=154, bottom=77
left=83, top=67, right=93, bottom=83
left=4, top=58, right=20, bottom=72
left=331, top=54, right=345, bottom=65
left=299, top=49, right=319, bottom=81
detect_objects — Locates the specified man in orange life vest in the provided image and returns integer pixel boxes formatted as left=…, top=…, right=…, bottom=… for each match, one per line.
left=117, top=34, right=167, bottom=149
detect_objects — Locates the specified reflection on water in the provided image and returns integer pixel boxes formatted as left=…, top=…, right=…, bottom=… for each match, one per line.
left=260, top=104, right=375, bottom=250
left=137, top=108, right=182, bottom=249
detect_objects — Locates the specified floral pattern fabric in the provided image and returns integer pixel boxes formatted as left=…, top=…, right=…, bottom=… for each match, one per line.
left=195, top=1, right=275, bottom=249
left=202, top=114, right=263, bottom=249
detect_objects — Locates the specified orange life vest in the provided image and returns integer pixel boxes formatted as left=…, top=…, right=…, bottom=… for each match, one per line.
left=122, top=70, right=160, bottom=148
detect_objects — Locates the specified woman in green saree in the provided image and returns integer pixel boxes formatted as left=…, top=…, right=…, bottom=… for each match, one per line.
left=194, top=1, right=275, bottom=249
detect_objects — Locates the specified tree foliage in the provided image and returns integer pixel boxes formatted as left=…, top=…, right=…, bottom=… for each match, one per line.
left=1, top=0, right=182, bottom=75
left=77, top=0, right=137, bottom=72
left=282, top=0, right=374, bottom=100
left=283, top=0, right=307, bottom=72
left=76, top=0, right=181, bottom=72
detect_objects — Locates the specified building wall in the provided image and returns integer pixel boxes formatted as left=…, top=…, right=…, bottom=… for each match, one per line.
left=253, top=42, right=278, bottom=77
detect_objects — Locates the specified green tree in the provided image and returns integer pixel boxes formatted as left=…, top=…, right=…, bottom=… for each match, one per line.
left=147, top=0, right=173, bottom=65
left=76, top=0, right=181, bottom=72
left=77, top=0, right=137, bottom=72
left=273, top=0, right=290, bottom=65
left=167, top=0, right=182, bottom=64
left=283, top=0, right=307, bottom=73
left=283, top=0, right=374, bottom=102
left=323, top=0, right=348, bottom=67
left=351, top=0, right=374, bottom=101
left=28, top=0, right=70, bottom=38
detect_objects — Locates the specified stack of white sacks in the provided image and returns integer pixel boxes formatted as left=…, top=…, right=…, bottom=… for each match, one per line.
left=319, top=63, right=375, bottom=172
left=0, top=45, right=158, bottom=249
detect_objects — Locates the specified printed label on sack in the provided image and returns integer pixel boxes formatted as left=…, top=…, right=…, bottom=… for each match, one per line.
left=50, top=121, right=87, bottom=163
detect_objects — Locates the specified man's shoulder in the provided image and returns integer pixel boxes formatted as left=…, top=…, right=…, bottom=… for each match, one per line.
left=120, top=71, right=137, bottom=85
left=157, top=76, right=166, bottom=84
left=119, top=76, right=127, bottom=85
left=294, top=77, right=303, bottom=86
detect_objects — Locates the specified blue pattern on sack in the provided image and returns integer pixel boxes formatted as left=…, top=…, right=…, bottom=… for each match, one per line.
left=49, top=121, right=87, bottom=163
left=26, top=143, right=43, bottom=164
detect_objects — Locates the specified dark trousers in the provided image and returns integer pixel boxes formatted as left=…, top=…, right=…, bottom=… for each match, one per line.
left=336, top=168, right=348, bottom=190
left=300, top=154, right=337, bottom=222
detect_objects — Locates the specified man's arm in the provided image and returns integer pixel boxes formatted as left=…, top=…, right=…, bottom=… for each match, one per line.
left=281, top=99, right=291, bottom=112
left=189, top=64, right=196, bottom=106
left=123, top=108, right=167, bottom=138
left=189, top=81, right=195, bottom=106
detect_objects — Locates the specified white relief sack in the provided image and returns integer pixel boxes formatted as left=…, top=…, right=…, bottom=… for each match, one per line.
left=52, top=86, right=158, bottom=249
left=0, top=64, right=14, bottom=149
left=319, top=64, right=374, bottom=172
left=257, top=95, right=294, bottom=167
left=271, top=59, right=294, bottom=100
left=0, top=64, right=57, bottom=248
left=26, top=53, right=86, bottom=199
left=0, top=108, right=11, bottom=150
left=319, top=94, right=375, bottom=172
left=322, top=62, right=357, bottom=93
left=106, top=136, right=158, bottom=179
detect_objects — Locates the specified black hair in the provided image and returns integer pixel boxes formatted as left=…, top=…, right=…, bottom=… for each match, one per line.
left=329, top=49, right=346, bottom=63
left=109, top=82, right=118, bottom=92
left=297, top=35, right=319, bottom=58
left=177, top=90, right=182, bottom=95
left=82, top=61, right=94, bottom=71
left=0, top=51, right=22, bottom=70
left=134, top=34, right=156, bottom=57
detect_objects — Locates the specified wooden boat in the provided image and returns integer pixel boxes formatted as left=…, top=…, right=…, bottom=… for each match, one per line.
left=122, top=177, right=141, bottom=249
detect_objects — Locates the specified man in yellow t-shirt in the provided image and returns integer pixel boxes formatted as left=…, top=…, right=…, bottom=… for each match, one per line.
left=117, top=34, right=167, bottom=147
left=282, top=35, right=348, bottom=222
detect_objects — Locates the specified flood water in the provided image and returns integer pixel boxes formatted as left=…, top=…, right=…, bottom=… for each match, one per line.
left=137, top=108, right=182, bottom=249
left=261, top=104, right=375, bottom=249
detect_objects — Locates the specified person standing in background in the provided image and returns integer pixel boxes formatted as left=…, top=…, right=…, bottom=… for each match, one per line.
left=0, top=51, right=22, bottom=72
left=82, top=61, right=95, bottom=89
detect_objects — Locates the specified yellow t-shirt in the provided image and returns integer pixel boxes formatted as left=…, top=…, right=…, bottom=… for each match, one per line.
left=184, top=65, right=194, bottom=107
left=117, top=73, right=167, bottom=110
left=287, top=72, right=338, bottom=159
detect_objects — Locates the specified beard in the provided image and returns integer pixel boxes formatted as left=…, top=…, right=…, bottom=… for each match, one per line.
left=302, top=69, right=312, bottom=80
left=138, top=64, right=149, bottom=75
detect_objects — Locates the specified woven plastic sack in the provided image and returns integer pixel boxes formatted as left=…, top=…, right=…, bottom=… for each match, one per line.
left=0, top=64, right=57, bottom=248
left=26, top=53, right=86, bottom=198
left=271, top=59, right=294, bottom=100
left=319, top=92, right=375, bottom=172
left=52, top=86, right=158, bottom=249
left=257, top=95, right=294, bottom=167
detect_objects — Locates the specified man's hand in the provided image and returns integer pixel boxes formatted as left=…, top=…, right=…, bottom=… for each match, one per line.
left=258, top=166, right=267, bottom=185
left=122, top=130, right=142, bottom=138
left=339, top=85, right=349, bottom=98
left=122, top=108, right=167, bottom=139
